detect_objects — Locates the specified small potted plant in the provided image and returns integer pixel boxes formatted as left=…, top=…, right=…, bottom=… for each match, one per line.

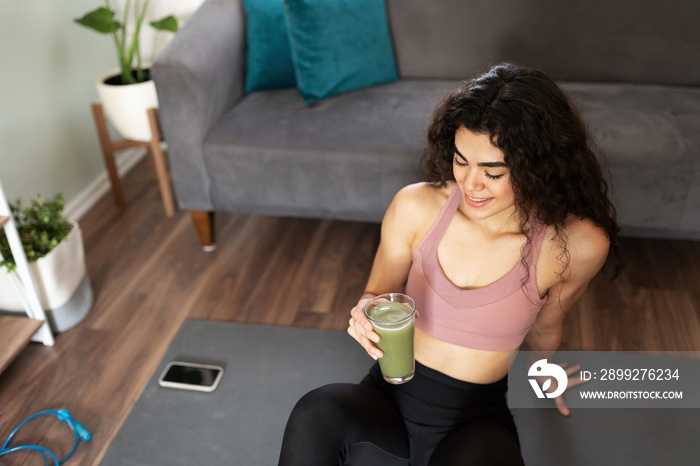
left=75, top=0, right=179, bottom=141
left=0, top=194, right=94, bottom=333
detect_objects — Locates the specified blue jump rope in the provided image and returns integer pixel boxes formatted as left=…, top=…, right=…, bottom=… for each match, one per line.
left=0, top=409, right=91, bottom=465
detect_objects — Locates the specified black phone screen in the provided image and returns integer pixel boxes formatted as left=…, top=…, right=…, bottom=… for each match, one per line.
left=162, top=363, right=222, bottom=387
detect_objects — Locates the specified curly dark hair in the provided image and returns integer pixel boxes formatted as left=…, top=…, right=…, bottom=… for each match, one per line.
left=421, top=62, right=624, bottom=278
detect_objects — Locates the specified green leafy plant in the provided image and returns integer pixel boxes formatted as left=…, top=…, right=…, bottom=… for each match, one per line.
left=74, top=0, right=179, bottom=85
left=0, top=194, right=73, bottom=272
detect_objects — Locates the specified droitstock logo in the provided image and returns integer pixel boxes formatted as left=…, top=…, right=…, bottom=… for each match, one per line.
left=528, top=359, right=568, bottom=398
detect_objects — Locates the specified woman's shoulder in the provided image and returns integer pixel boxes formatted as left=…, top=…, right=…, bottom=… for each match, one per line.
left=383, top=182, right=455, bottom=249
left=390, top=182, right=453, bottom=218
left=563, top=216, right=610, bottom=258
left=396, top=181, right=453, bottom=205
left=541, top=215, right=610, bottom=280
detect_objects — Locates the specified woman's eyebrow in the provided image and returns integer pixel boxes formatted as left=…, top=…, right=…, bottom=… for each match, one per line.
left=478, top=161, right=508, bottom=168
left=454, top=146, right=507, bottom=168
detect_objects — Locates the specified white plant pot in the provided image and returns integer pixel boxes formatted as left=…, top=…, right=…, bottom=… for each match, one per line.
left=96, top=68, right=159, bottom=142
left=0, top=221, right=94, bottom=332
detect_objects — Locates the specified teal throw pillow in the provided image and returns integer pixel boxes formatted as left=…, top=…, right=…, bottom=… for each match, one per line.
left=284, top=0, right=399, bottom=104
left=242, top=0, right=296, bottom=93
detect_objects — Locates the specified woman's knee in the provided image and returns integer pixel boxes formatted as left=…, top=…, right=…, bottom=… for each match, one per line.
left=280, top=383, right=409, bottom=464
left=285, top=383, right=404, bottom=437
left=428, top=420, right=525, bottom=466
left=279, top=384, right=361, bottom=465
left=284, top=384, right=358, bottom=431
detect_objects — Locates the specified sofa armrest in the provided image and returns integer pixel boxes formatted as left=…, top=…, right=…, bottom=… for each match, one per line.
left=152, top=0, right=246, bottom=210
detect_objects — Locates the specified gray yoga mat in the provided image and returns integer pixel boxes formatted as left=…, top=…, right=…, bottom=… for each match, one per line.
left=102, top=320, right=700, bottom=465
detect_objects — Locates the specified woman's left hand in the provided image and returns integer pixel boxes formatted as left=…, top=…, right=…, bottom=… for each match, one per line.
left=550, top=362, right=587, bottom=416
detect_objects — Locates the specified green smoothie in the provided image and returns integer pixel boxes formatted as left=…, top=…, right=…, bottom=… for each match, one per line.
left=368, top=302, right=415, bottom=382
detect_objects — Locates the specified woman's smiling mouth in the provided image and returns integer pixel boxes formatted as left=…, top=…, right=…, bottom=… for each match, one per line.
left=465, top=194, right=494, bottom=207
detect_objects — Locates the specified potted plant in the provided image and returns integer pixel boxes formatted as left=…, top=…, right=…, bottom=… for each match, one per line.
left=75, top=0, right=179, bottom=141
left=0, top=194, right=94, bottom=333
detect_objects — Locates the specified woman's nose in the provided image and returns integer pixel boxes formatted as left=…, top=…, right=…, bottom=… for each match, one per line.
left=462, top=168, right=483, bottom=192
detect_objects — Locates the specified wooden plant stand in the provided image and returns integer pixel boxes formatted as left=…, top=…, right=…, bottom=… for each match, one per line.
left=0, top=180, right=54, bottom=375
left=91, top=103, right=175, bottom=217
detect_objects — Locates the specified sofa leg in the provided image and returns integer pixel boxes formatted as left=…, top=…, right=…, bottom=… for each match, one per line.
left=190, top=211, right=216, bottom=251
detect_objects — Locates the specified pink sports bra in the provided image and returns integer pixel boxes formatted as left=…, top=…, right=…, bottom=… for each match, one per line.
left=406, top=185, right=547, bottom=351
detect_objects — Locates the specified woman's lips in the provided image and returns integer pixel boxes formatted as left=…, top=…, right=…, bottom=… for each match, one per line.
left=465, top=194, right=494, bottom=208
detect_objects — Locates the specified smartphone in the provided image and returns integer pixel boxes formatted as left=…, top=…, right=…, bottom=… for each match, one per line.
left=158, top=361, right=224, bottom=392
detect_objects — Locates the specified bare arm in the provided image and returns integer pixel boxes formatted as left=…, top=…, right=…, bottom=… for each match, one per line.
left=347, top=184, right=430, bottom=359
left=526, top=217, right=610, bottom=350
left=524, top=218, right=610, bottom=414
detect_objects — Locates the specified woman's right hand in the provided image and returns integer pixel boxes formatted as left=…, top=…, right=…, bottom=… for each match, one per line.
left=347, top=297, right=383, bottom=360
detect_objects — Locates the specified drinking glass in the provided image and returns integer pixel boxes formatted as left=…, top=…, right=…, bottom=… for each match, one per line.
left=364, top=293, right=416, bottom=384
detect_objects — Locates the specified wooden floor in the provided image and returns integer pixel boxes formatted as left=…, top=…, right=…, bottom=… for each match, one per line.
left=0, top=159, right=699, bottom=464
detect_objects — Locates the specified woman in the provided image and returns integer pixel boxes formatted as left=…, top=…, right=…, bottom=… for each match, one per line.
left=278, top=63, right=624, bottom=466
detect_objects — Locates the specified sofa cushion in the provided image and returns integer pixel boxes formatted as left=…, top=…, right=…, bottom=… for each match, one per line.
left=204, top=80, right=457, bottom=220
left=241, top=0, right=296, bottom=93
left=284, top=0, right=399, bottom=104
left=386, top=0, right=700, bottom=86
left=564, top=82, right=700, bottom=236
left=206, top=78, right=700, bottom=235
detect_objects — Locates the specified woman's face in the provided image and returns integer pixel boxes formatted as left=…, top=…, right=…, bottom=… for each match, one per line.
left=452, top=126, right=516, bottom=224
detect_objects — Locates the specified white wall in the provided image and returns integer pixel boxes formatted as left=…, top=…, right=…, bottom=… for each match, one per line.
left=0, top=0, right=204, bottom=217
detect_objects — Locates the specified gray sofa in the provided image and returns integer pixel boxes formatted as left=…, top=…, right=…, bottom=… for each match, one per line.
left=153, top=0, right=700, bottom=247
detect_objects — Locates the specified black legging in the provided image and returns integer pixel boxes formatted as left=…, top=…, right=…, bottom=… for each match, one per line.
left=278, top=361, right=525, bottom=466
